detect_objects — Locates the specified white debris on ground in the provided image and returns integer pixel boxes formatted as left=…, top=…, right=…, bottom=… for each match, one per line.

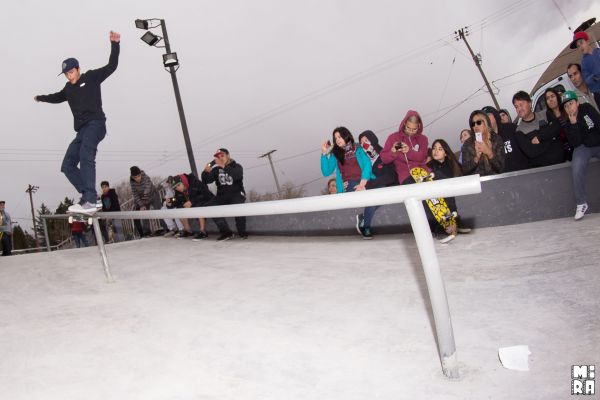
left=0, top=215, right=598, bottom=400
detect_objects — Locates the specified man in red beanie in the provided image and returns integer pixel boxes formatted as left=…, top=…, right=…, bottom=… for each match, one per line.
left=570, top=31, right=600, bottom=101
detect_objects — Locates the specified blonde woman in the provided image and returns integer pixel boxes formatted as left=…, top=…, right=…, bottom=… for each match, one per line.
left=461, top=110, right=505, bottom=176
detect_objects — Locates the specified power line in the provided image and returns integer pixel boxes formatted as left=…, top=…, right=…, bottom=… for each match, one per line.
left=551, top=0, right=572, bottom=31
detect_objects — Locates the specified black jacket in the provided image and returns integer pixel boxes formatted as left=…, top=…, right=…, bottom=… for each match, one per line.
left=497, top=122, right=529, bottom=172
left=515, top=112, right=565, bottom=168
left=201, top=160, right=246, bottom=197
left=428, top=158, right=459, bottom=179
left=101, top=188, right=121, bottom=212
left=566, top=103, right=600, bottom=148
left=172, top=173, right=214, bottom=208
left=36, top=42, right=120, bottom=131
left=358, top=130, right=397, bottom=188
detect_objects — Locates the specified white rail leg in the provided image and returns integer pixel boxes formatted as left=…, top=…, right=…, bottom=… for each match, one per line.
left=404, top=197, right=459, bottom=379
left=42, top=218, right=51, bottom=252
left=92, top=218, right=114, bottom=283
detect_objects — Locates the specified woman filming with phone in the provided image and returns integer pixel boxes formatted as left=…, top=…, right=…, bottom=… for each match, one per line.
left=320, top=126, right=377, bottom=239
left=380, top=110, right=429, bottom=184
left=461, top=110, right=505, bottom=176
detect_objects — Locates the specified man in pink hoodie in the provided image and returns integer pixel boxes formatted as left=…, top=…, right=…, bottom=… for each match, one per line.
left=380, top=110, right=430, bottom=184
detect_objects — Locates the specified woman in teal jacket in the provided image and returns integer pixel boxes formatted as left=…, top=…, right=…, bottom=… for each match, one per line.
left=321, top=126, right=377, bottom=239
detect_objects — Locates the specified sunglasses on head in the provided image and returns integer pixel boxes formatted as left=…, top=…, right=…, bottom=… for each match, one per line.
left=470, top=119, right=485, bottom=128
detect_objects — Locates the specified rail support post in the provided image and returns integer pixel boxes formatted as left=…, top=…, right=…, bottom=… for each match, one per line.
left=404, top=197, right=459, bottom=379
left=91, top=218, right=114, bottom=283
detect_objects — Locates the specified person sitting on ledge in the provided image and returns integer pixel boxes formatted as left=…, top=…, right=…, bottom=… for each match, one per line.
left=170, top=173, right=214, bottom=240
left=427, top=139, right=471, bottom=235
left=512, top=90, right=565, bottom=168
left=202, top=148, right=248, bottom=241
left=461, top=110, right=505, bottom=176
left=321, top=127, right=377, bottom=240
left=563, top=90, right=600, bottom=220
left=481, top=105, right=528, bottom=172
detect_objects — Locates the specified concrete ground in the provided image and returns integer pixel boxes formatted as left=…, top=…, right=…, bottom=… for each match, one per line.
left=0, top=215, right=598, bottom=400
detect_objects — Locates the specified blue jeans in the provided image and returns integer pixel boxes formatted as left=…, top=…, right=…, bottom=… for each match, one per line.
left=61, top=120, right=106, bottom=204
left=1, top=232, right=12, bottom=256
left=73, top=232, right=90, bottom=248
left=571, top=144, right=600, bottom=205
left=347, top=180, right=379, bottom=229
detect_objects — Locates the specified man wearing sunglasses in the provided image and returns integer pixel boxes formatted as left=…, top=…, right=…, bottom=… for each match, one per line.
left=512, top=91, right=565, bottom=168
left=202, top=148, right=248, bottom=241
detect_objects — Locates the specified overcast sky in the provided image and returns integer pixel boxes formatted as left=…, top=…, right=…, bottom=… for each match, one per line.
left=1, top=0, right=598, bottom=230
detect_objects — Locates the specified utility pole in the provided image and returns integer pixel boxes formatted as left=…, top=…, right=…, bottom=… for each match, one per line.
left=25, top=184, right=40, bottom=246
left=259, top=150, right=282, bottom=196
left=455, top=27, right=501, bottom=110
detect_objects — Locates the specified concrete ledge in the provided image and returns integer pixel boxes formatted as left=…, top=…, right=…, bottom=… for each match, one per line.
left=242, top=160, right=600, bottom=235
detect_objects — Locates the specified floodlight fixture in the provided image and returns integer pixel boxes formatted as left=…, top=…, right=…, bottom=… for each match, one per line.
left=135, top=19, right=149, bottom=30
left=163, top=52, right=179, bottom=68
left=140, top=31, right=162, bottom=46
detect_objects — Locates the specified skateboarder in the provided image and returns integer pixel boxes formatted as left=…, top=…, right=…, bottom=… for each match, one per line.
left=34, top=31, right=121, bottom=214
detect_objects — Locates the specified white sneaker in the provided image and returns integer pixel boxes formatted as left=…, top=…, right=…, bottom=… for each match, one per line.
left=439, top=234, right=456, bottom=244
left=68, top=202, right=98, bottom=215
left=574, top=203, right=588, bottom=220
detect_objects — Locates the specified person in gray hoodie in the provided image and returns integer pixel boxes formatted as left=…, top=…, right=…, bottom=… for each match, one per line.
left=129, top=166, right=166, bottom=237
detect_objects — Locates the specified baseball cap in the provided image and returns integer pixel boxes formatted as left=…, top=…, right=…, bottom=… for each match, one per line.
left=570, top=31, right=589, bottom=49
left=171, top=175, right=183, bottom=188
left=481, top=106, right=497, bottom=115
left=213, top=148, right=229, bottom=157
left=561, top=90, right=578, bottom=105
left=58, top=58, right=79, bottom=76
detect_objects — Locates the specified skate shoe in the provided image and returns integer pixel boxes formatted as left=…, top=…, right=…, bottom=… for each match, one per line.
left=574, top=203, right=588, bottom=220
left=355, top=214, right=364, bottom=235
left=68, top=202, right=98, bottom=214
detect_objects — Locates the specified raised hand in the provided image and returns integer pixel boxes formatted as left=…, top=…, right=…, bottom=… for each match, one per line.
left=109, top=31, right=121, bottom=43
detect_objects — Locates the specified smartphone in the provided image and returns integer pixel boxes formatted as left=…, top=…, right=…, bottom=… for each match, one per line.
left=326, top=140, right=331, bottom=147
left=475, top=132, right=483, bottom=143
left=394, top=143, right=404, bottom=150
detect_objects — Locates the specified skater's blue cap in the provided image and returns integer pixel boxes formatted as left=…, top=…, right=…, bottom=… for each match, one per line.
left=59, top=58, right=79, bottom=76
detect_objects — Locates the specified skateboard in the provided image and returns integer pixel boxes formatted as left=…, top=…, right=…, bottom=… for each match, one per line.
left=409, top=167, right=458, bottom=236
left=67, top=211, right=94, bottom=225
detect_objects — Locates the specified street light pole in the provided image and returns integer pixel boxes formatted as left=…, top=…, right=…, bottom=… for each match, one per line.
left=259, top=150, right=282, bottom=196
left=158, top=20, right=198, bottom=177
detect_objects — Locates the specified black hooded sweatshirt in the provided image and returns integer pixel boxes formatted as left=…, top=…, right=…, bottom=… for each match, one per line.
left=101, top=188, right=121, bottom=212
left=172, top=173, right=214, bottom=208
left=357, top=130, right=397, bottom=188
left=202, top=160, right=246, bottom=197
left=515, top=110, right=565, bottom=168
left=566, top=102, right=600, bottom=148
